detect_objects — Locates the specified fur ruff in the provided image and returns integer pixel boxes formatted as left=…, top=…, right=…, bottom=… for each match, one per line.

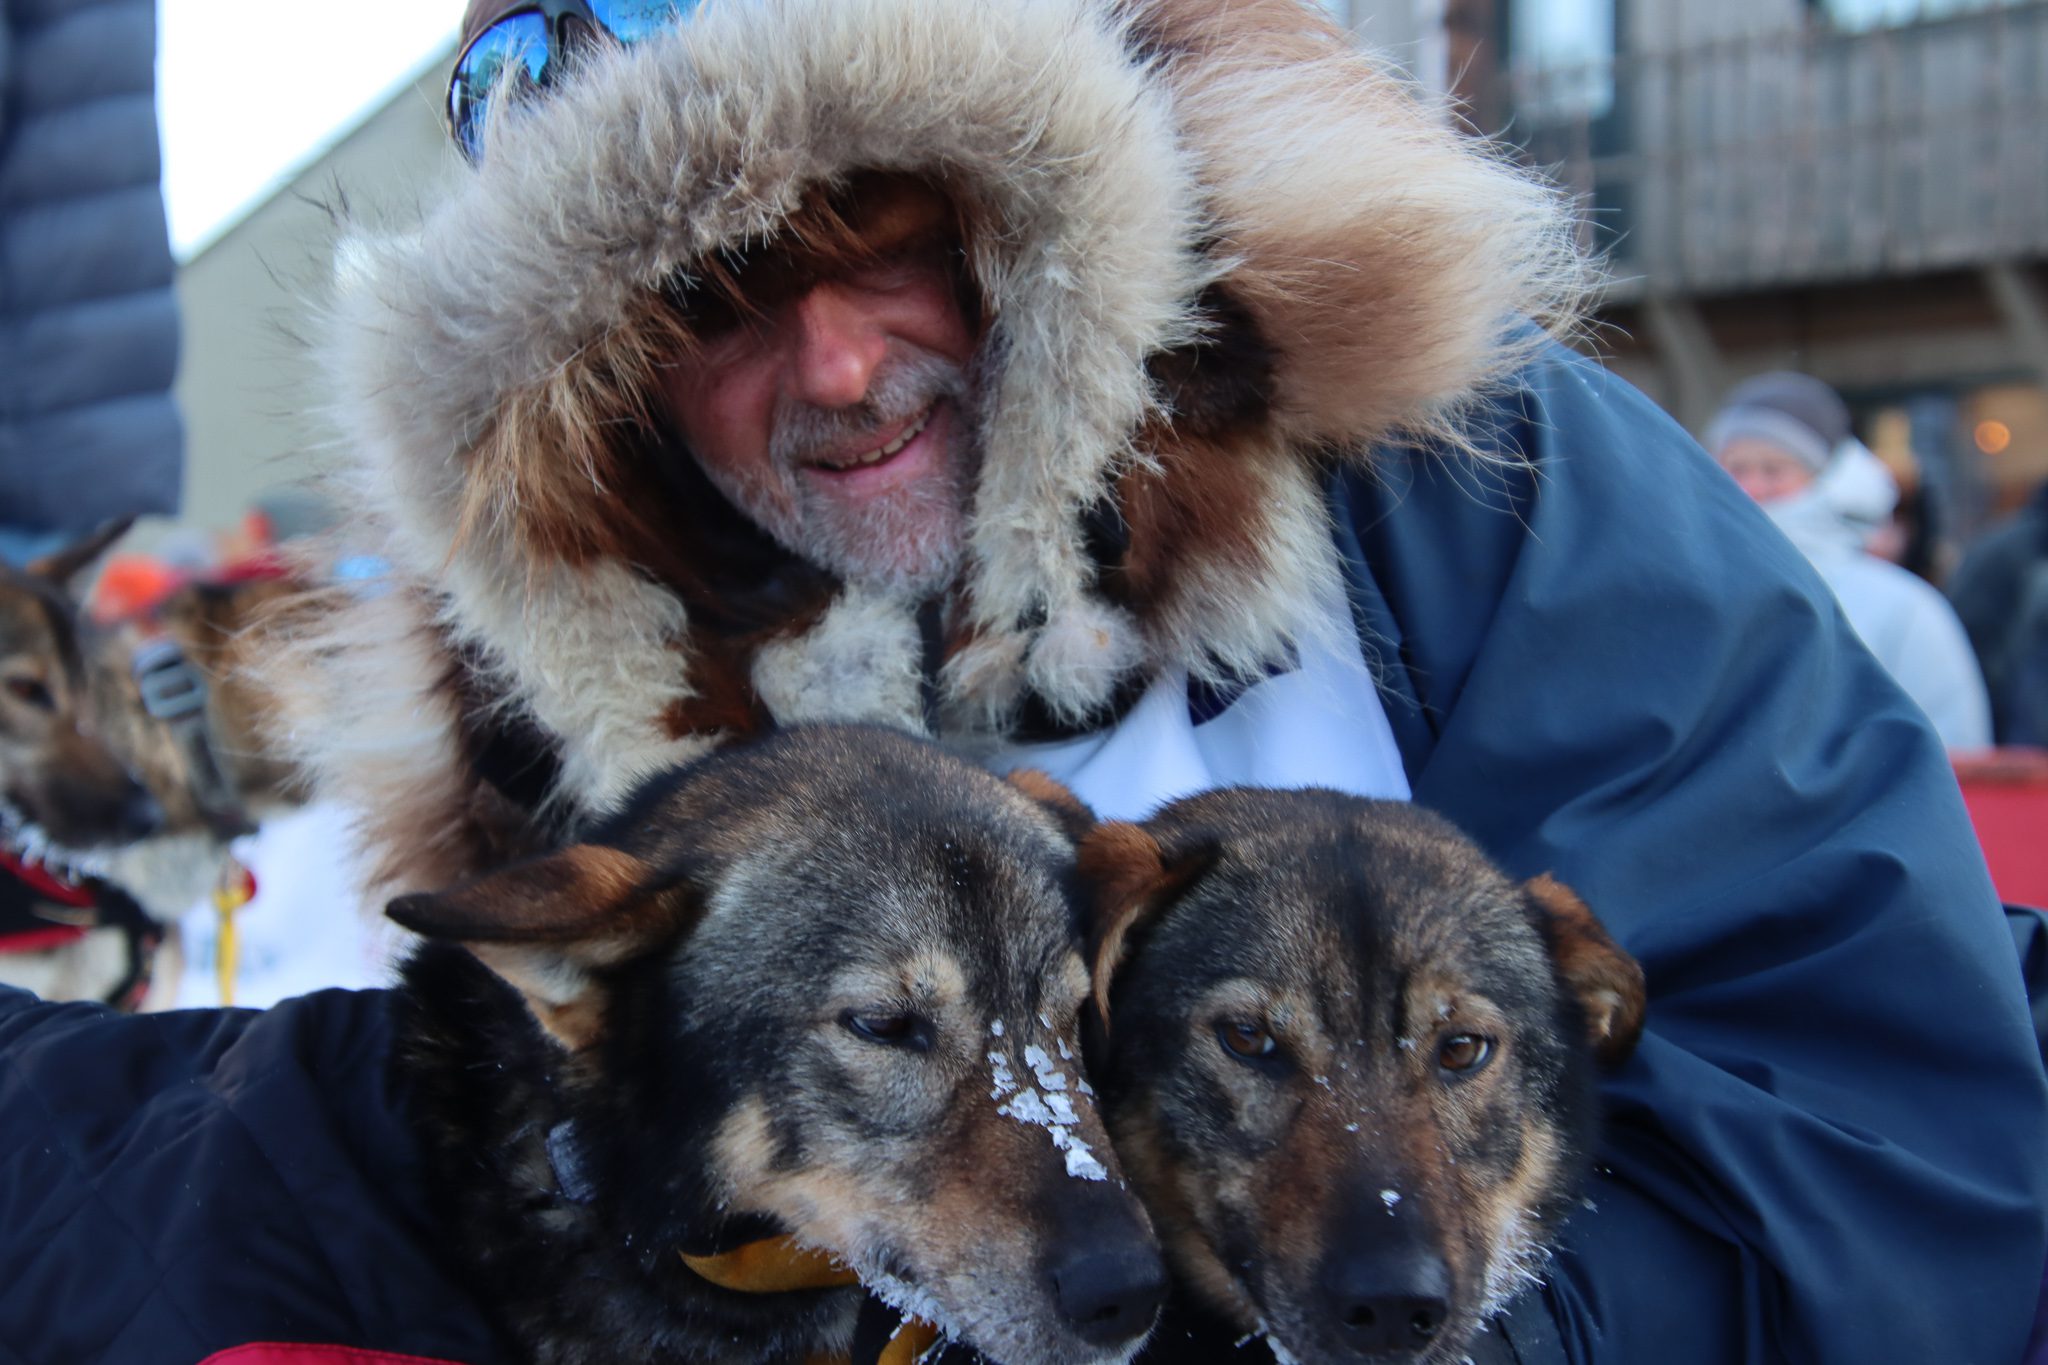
left=286, top=0, right=1587, bottom=892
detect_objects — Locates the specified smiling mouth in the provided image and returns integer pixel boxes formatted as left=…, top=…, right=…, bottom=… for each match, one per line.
left=806, top=404, right=936, bottom=473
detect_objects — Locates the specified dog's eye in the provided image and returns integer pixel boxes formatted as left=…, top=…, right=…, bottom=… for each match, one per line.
left=4, top=677, right=53, bottom=711
left=1217, top=1020, right=1277, bottom=1062
left=842, top=1010, right=932, bottom=1052
left=1436, top=1033, right=1493, bottom=1077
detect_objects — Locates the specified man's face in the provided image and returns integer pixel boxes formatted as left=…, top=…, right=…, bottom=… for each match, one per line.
left=655, top=183, right=979, bottom=595
left=1715, top=436, right=1818, bottom=505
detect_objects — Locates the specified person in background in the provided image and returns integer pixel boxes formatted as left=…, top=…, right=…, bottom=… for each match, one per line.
left=1709, top=371, right=1991, bottom=749
left=0, top=0, right=183, bottom=567
left=1949, top=480, right=2048, bottom=746
left=1863, top=433, right=1941, bottom=581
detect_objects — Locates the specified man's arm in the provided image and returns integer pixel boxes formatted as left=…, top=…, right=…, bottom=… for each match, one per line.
left=0, top=985, right=507, bottom=1364
left=1332, top=344, right=2048, bottom=1364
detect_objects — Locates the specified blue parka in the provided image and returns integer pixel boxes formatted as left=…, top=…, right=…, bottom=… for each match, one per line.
left=0, top=0, right=182, bottom=532
left=2, top=348, right=2041, bottom=1364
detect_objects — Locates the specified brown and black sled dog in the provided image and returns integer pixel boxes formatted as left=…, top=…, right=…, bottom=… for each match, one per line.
left=0, top=523, right=169, bottom=1006
left=1081, top=791, right=1646, bottom=1365
left=0, top=521, right=161, bottom=861
left=390, top=724, right=1166, bottom=1365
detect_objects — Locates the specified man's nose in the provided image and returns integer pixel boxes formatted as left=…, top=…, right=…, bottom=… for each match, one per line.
left=786, top=283, right=888, bottom=409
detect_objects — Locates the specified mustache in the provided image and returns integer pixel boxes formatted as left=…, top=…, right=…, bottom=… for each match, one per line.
left=768, top=351, right=969, bottom=467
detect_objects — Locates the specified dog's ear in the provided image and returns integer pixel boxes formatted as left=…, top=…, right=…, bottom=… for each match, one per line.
left=389, top=843, right=705, bottom=1050
left=1523, top=873, right=1647, bottom=1066
left=27, top=517, right=136, bottom=595
left=1078, top=821, right=1219, bottom=1031
left=1005, top=768, right=1096, bottom=842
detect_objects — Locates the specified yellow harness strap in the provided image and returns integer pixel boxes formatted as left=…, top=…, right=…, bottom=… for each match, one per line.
left=679, top=1237, right=942, bottom=1365
left=210, top=856, right=256, bottom=1006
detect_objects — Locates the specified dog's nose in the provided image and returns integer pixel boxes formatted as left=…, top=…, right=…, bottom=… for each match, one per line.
left=1048, top=1242, right=1168, bottom=1347
left=117, top=786, right=164, bottom=839
left=1320, top=1244, right=1451, bottom=1355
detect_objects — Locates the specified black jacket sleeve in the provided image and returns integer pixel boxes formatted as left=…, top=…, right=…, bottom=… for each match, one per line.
left=0, top=985, right=507, bottom=1365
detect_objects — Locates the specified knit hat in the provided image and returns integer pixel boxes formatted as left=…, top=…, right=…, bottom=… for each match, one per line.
left=1705, top=371, right=1852, bottom=473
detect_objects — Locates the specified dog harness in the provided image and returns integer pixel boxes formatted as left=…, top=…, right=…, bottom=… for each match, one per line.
left=0, top=847, right=96, bottom=937
left=132, top=635, right=256, bottom=842
left=0, top=850, right=163, bottom=1009
left=210, top=857, right=258, bottom=1006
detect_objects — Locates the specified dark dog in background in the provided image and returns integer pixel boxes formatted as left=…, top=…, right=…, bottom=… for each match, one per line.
left=0, top=522, right=161, bottom=859
left=1, top=529, right=312, bottom=1007
left=1081, top=790, right=1645, bottom=1365
left=0, top=523, right=167, bottom=1006
left=390, top=725, right=1167, bottom=1365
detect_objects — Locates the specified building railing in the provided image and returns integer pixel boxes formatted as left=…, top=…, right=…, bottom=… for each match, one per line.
left=1510, top=2, right=2048, bottom=299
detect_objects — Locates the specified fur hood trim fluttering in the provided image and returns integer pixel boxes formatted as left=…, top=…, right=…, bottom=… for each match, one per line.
left=297, top=0, right=1587, bottom=890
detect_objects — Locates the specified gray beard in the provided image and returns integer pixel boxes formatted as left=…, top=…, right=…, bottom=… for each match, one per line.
left=797, top=455, right=971, bottom=597
left=704, top=350, right=977, bottom=598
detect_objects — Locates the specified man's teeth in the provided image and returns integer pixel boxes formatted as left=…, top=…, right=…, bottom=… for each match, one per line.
left=817, top=408, right=931, bottom=470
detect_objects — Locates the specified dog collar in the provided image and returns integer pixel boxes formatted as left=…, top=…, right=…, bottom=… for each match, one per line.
left=680, top=1241, right=941, bottom=1365
left=679, top=1236, right=857, bottom=1295
left=545, top=1121, right=942, bottom=1364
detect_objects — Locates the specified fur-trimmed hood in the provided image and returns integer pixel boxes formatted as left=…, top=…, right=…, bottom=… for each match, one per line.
left=292, top=0, right=1585, bottom=891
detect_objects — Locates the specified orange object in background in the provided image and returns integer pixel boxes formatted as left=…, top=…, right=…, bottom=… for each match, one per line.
left=1954, top=750, right=2048, bottom=909
left=91, top=555, right=185, bottom=624
left=87, top=512, right=289, bottom=626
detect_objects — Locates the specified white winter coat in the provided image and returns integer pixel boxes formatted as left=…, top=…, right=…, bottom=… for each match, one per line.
left=1767, top=444, right=1991, bottom=748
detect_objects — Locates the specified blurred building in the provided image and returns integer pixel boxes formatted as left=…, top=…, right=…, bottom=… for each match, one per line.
left=1335, top=0, right=2048, bottom=549
left=168, top=49, right=456, bottom=544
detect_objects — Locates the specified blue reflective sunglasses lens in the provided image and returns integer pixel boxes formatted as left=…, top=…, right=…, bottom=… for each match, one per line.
left=586, top=0, right=693, bottom=42
left=451, top=11, right=552, bottom=162
left=451, top=3, right=699, bottom=163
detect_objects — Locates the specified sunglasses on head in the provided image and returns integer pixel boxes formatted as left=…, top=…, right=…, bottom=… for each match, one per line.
left=447, top=0, right=696, bottom=164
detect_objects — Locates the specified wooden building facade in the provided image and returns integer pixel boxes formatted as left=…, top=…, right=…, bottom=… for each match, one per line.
left=1341, top=0, right=2048, bottom=539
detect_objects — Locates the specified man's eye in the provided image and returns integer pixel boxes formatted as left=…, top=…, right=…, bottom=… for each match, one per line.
left=842, top=1010, right=933, bottom=1052
left=840, top=247, right=941, bottom=294
left=668, top=283, right=743, bottom=338
left=846, top=262, right=912, bottom=291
